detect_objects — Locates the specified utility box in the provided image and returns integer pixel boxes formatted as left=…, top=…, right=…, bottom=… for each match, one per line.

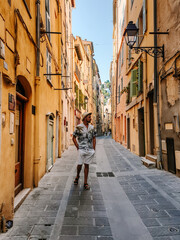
left=0, top=40, right=5, bottom=59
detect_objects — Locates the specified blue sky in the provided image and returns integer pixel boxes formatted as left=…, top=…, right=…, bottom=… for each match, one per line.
left=72, top=0, right=113, bottom=83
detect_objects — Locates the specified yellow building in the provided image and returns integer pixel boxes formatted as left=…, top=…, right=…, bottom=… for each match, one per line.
left=112, top=0, right=180, bottom=176
left=0, top=0, right=63, bottom=222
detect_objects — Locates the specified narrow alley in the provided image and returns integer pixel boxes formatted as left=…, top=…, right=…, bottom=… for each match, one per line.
left=1, top=137, right=180, bottom=240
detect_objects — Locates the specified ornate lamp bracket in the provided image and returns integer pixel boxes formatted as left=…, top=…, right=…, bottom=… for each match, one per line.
left=132, top=45, right=164, bottom=60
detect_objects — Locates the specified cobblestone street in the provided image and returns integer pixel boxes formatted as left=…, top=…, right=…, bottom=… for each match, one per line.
left=1, top=137, right=180, bottom=240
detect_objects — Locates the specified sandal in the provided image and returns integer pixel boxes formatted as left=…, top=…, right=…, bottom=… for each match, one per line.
left=74, top=177, right=79, bottom=185
left=84, top=183, right=90, bottom=190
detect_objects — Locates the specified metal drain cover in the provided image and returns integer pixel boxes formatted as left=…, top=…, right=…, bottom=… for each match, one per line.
left=96, top=172, right=115, bottom=177
left=169, top=227, right=179, bottom=233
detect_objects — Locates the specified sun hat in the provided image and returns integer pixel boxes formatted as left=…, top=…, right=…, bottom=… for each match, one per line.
left=82, top=112, right=92, bottom=121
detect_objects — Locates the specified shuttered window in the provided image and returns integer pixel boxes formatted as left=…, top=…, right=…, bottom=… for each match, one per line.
left=45, top=0, right=51, bottom=40
left=46, top=48, right=51, bottom=81
left=138, top=59, right=143, bottom=93
left=130, top=69, right=137, bottom=97
left=143, top=0, right=147, bottom=35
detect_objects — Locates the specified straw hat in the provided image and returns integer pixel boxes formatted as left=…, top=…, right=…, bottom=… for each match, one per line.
left=82, top=112, right=92, bottom=121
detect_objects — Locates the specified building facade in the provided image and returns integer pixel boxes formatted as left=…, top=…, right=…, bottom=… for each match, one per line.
left=112, top=0, right=180, bottom=176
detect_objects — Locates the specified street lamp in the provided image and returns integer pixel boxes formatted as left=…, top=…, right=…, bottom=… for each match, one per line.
left=123, top=21, right=164, bottom=60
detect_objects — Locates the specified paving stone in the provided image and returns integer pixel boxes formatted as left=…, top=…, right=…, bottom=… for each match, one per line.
left=79, top=226, right=112, bottom=236
left=142, top=218, right=161, bottom=227
left=31, top=224, right=53, bottom=236
left=79, top=200, right=104, bottom=205
left=95, top=218, right=110, bottom=226
left=38, top=217, right=56, bottom=225
left=8, top=226, right=33, bottom=237
left=28, top=211, right=57, bottom=217
left=67, top=200, right=80, bottom=206
left=63, top=217, right=93, bottom=226
left=148, top=226, right=180, bottom=237
left=61, top=226, right=77, bottom=235
left=93, top=205, right=106, bottom=211
left=166, top=210, right=180, bottom=216
left=138, top=209, right=169, bottom=218
left=59, top=236, right=95, bottom=240
left=79, top=211, right=107, bottom=218
left=96, top=237, right=114, bottom=240
left=158, top=217, right=180, bottom=226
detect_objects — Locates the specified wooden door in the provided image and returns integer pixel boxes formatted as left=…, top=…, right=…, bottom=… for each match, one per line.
left=15, top=100, right=24, bottom=195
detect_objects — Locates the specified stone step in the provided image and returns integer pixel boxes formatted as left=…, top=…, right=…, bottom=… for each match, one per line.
left=146, top=154, right=157, bottom=163
left=141, top=157, right=156, bottom=169
left=14, top=188, right=31, bottom=212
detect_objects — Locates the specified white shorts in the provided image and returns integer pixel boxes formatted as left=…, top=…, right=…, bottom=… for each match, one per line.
left=78, top=149, right=95, bottom=165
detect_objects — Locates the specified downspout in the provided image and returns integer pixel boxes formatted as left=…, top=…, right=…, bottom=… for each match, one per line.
left=153, top=0, right=162, bottom=169
left=143, top=53, right=148, bottom=155
left=34, top=0, right=41, bottom=186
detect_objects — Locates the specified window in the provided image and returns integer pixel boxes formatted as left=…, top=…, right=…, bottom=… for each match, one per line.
left=138, top=59, right=143, bottom=94
left=130, top=69, right=138, bottom=98
left=118, top=85, right=120, bottom=103
left=128, top=48, right=132, bottom=66
left=46, top=49, right=51, bottom=81
left=118, top=53, right=121, bottom=77
left=122, top=43, right=124, bottom=65
left=136, top=0, right=146, bottom=46
left=131, top=0, right=134, bottom=8
left=45, top=0, right=51, bottom=40
left=121, top=77, right=123, bottom=93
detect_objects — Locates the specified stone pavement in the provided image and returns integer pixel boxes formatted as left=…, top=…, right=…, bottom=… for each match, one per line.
left=0, top=137, right=180, bottom=240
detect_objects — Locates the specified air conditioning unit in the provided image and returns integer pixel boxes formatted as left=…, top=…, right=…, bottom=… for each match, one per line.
left=0, top=40, right=5, bottom=60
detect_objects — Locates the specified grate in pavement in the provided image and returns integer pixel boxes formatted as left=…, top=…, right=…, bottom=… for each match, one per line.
left=96, top=172, right=115, bottom=177
left=169, top=227, right=179, bottom=233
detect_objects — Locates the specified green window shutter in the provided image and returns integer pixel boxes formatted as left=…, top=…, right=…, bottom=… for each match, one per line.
left=143, top=0, right=147, bottom=35
left=138, top=59, right=143, bottom=93
left=130, top=69, right=137, bottom=97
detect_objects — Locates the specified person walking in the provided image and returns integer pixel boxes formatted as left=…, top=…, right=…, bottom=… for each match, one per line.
left=72, top=112, right=96, bottom=190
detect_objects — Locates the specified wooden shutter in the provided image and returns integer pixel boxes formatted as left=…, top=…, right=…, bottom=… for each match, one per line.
left=143, top=0, right=147, bottom=35
left=138, top=59, right=143, bottom=93
left=130, top=69, right=137, bottom=97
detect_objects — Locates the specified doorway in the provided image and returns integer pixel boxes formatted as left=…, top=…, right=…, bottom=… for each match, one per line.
left=149, top=92, right=154, bottom=154
left=46, top=114, right=54, bottom=171
left=127, top=117, right=130, bottom=149
left=15, top=99, right=24, bottom=195
left=138, top=108, right=145, bottom=156
left=166, top=138, right=176, bottom=174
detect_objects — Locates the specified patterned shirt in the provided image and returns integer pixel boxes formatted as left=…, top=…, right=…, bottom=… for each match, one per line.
left=73, top=123, right=96, bottom=150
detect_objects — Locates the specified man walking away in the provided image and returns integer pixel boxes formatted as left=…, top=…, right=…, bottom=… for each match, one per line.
left=72, top=112, right=96, bottom=190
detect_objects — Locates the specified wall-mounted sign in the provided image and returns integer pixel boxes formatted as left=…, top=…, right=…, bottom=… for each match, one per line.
left=8, top=93, right=15, bottom=111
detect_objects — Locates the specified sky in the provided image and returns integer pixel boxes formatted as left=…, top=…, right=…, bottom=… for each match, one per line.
left=72, top=0, right=113, bottom=83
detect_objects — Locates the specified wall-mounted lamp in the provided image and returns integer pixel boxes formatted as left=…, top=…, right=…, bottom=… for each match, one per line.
left=123, top=21, right=165, bottom=60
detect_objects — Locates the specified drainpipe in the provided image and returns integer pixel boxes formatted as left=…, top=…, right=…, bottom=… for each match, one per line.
left=153, top=0, right=162, bottom=169
left=34, top=0, right=41, bottom=187
left=143, top=53, right=148, bottom=155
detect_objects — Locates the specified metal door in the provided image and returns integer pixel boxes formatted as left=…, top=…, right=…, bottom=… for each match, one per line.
left=166, top=138, right=176, bottom=174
